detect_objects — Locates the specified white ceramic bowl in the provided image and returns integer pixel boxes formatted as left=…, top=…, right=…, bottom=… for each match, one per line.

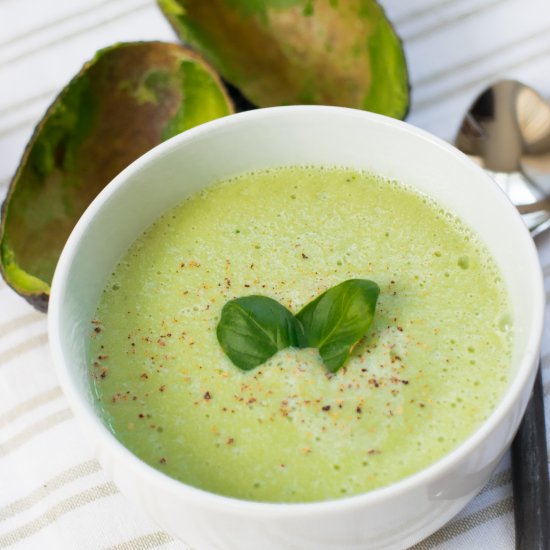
left=48, top=106, right=544, bottom=550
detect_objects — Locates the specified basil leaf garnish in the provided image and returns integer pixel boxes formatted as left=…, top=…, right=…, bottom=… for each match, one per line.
left=216, top=295, right=304, bottom=371
left=296, top=279, right=380, bottom=373
left=216, top=279, right=379, bottom=373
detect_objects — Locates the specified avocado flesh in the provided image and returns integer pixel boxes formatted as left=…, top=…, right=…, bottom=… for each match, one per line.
left=0, top=42, right=233, bottom=311
left=158, top=0, right=409, bottom=118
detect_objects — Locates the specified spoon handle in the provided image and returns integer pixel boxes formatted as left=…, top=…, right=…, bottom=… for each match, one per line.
left=511, top=364, right=550, bottom=549
left=517, top=197, right=550, bottom=215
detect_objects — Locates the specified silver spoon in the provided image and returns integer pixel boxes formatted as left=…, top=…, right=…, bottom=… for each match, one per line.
left=456, top=79, right=550, bottom=236
left=456, top=79, right=550, bottom=549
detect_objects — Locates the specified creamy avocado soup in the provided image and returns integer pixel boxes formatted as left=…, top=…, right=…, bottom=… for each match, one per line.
left=89, top=166, right=512, bottom=502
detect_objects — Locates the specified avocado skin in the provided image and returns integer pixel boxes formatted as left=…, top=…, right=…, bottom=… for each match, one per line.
left=0, top=41, right=233, bottom=311
left=0, top=191, right=48, bottom=312
left=157, top=0, right=409, bottom=119
left=26, top=292, right=49, bottom=314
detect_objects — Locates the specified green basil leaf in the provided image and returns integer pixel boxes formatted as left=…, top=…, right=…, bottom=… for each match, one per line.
left=216, top=295, right=304, bottom=371
left=296, top=279, right=380, bottom=373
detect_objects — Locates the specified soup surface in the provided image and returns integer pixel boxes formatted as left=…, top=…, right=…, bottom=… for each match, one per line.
left=90, top=166, right=512, bottom=502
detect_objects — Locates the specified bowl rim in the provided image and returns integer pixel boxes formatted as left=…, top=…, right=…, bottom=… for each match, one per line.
left=48, top=105, right=545, bottom=518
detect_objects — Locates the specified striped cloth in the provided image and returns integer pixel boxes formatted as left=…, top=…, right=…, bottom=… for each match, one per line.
left=0, top=0, right=549, bottom=548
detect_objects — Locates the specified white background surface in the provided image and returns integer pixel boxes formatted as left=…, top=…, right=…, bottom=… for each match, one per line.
left=1, top=0, right=549, bottom=548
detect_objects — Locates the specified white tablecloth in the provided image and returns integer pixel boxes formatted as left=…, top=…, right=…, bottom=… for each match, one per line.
left=0, top=1, right=549, bottom=548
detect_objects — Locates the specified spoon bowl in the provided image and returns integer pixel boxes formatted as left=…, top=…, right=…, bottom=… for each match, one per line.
left=455, top=79, right=550, bottom=236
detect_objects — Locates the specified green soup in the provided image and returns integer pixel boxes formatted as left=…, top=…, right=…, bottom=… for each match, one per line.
left=90, top=166, right=512, bottom=502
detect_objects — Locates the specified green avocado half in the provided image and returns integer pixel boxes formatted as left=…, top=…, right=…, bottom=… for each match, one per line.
left=0, top=42, right=234, bottom=312
left=158, top=0, right=409, bottom=118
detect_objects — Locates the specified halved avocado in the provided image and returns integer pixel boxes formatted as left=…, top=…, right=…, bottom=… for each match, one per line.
left=0, top=42, right=233, bottom=311
left=158, top=0, right=409, bottom=118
